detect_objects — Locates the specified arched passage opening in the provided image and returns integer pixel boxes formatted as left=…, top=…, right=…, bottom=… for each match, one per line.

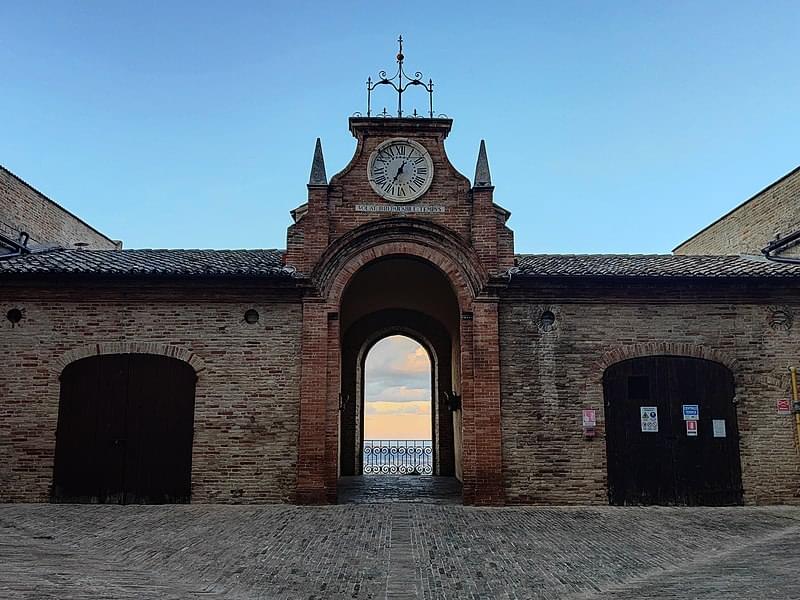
left=52, top=353, right=197, bottom=504
left=338, top=256, right=463, bottom=500
left=603, top=355, right=743, bottom=506
left=362, top=335, right=434, bottom=474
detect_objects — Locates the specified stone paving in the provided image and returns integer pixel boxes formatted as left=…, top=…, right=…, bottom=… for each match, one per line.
left=338, top=476, right=462, bottom=505
left=2, top=487, right=800, bottom=599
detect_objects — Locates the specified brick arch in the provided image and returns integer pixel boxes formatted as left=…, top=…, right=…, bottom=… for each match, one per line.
left=312, top=218, right=488, bottom=308
left=594, top=342, right=738, bottom=383
left=53, top=342, right=206, bottom=376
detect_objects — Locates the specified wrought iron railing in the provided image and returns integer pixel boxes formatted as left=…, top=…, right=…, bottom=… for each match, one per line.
left=363, top=440, right=433, bottom=475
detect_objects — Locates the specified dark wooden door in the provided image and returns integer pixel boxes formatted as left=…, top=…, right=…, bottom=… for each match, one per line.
left=604, top=356, right=742, bottom=506
left=52, top=354, right=196, bottom=504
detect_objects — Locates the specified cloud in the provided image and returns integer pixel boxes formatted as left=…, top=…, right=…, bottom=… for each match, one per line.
left=365, top=336, right=431, bottom=403
left=366, top=384, right=430, bottom=403
left=364, top=414, right=432, bottom=440
left=363, top=336, right=434, bottom=439
left=365, top=400, right=431, bottom=416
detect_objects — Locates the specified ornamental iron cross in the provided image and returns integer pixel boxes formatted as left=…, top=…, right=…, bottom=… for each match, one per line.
left=366, top=36, right=435, bottom=118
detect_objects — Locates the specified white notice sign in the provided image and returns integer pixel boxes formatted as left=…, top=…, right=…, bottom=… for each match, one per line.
left=640, top=406, right=658, bottom=433
left=713, top=419, right=727, bottom=438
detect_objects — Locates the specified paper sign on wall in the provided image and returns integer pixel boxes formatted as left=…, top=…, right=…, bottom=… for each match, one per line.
left=713, top=419, right=727, bottom=438
left=640, top=406, right=658, bottom=432
left=686, top=420, right=698, bottom=436
left=777, top=399, right=792, bottom=415
left=582, top=409, right=597, bottom=428
left=682, top=404, right=699, bottom=420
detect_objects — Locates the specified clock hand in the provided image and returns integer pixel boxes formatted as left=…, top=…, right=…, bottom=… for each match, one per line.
left=392, top=162, right=407, bottom=183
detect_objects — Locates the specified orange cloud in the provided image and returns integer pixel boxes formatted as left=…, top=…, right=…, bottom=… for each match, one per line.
left=364, top=414, right=432, bottom=440
left=365, top=400, right=431, bottom=416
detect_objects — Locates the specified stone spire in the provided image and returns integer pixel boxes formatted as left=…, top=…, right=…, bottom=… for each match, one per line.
left=308, top=138, right=327, bottom=186
left=473, top=139, right=492, bottom=188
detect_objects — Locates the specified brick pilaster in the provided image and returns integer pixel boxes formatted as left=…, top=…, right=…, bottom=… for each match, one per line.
left=295, top=300, right=330, bottom=503
left=459, top=308, right=477, bottom=503
left=324, top=311, right=341, bottom=502
left=463, top=299, right=504, bottom=505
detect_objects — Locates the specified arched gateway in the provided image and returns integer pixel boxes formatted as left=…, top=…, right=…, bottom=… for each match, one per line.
left=53, top=353, right=197, bottom=504
left=604, top=356, right=743, bottom=506
left=287, top=116, right=513, bottom=505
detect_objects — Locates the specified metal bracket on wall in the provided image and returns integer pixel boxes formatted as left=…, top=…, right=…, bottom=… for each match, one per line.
left=443, top=391, right=462, bottom=412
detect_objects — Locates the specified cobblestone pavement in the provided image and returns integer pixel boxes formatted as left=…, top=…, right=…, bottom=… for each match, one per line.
left=338, top=476, right=462, bottom=504
left=2, top=501, right=800, bottom=599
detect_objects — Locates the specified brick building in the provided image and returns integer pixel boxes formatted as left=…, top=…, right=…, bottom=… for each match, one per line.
left=0, top=165, right=121, bottom=254
left=675, top=165, right=800, bottom=257
left=2, top=103, right=800, bottom=506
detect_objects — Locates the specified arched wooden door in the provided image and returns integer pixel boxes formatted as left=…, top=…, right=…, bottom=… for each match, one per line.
left=52, top=354, right=197, bottom=504
left=603, top=356, right=742, bottom=506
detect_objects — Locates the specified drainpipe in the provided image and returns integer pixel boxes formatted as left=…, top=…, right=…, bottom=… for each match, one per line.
left=791, top=367, right=800, bottom=451
left=762, top=231, right=800, bottom=265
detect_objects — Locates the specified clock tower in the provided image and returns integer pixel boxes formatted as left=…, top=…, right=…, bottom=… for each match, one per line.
left=286, top=40, right=514, bottom=505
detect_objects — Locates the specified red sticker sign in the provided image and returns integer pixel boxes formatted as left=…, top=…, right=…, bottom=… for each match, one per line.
left=686, top=420, right=698, bottom=436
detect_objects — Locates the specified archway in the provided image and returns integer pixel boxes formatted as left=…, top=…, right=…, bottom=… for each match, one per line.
left=296, top=221, right=504, bottom=506
left=52, top=353, right=197, bottom=504
left=362, top=335, right=434, bottom=475
left=338, top=256, right=462, bottom=501
left=603, top=356, right=743, bottom=506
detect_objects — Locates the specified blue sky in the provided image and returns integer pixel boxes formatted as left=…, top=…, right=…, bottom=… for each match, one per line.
left=2, top=1, right=799, bottom=253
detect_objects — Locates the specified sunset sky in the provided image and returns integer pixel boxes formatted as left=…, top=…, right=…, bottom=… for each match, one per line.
left=364, top=336, right=432, bottom=440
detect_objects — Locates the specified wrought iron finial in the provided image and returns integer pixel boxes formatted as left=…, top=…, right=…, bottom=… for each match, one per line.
left=366, top=36, right=435, bottom=118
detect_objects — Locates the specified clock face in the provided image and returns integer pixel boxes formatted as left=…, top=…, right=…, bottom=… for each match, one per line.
left=367, top=138, right=434, bottom=203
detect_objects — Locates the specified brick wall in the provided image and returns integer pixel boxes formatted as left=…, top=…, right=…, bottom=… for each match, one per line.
left=499, top=279, right=800, bottom=505
left=0, top=280, right=301, bottom=503
left=675, top=166, right=800, bottom=256
left=285, top=118, right=514, bottom=276
left=0, top=166, right=119, bottom=249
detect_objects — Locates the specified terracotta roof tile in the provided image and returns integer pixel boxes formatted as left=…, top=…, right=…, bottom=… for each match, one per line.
left=0, top=249, right=290, bottom=277
left=2, top=249, right=799, bottom=279
left=513, top=254, right=800, bottom=278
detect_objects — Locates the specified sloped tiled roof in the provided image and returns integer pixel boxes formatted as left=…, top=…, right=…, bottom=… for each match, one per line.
left=0, top=248, right=290, bottom=277
left=513, top=254, right=800, bottom=278
left=2, top=248, right=799, bottom=280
